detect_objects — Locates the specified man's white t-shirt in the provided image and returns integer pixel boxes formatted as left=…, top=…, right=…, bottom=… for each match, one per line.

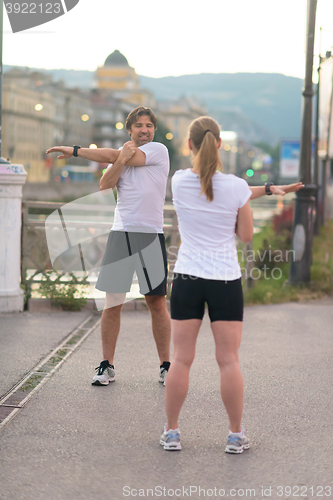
left=111, top=142, right=170, bottom=233
left=172, top=169, right=252, bottom=280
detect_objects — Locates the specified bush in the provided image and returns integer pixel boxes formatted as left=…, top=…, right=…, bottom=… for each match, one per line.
left=272, top=204, right=294, bottom=246
left=39, top=272, right=88, bottom=311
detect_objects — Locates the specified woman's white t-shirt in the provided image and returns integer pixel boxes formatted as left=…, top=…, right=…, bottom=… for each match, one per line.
left=112, top=142, right=169, bottom=233
left=172, top=169, right=252, bottom=280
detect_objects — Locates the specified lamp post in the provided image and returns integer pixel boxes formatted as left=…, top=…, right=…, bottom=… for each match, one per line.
left=289, top=0, right=318, bottom=284
left=313, top=52, right=321, bottom=235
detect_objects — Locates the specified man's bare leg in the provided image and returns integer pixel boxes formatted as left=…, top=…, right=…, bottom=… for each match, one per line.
left=145, top=295, right=171, bottom=364
left=101, top=293, right=126, bottom=364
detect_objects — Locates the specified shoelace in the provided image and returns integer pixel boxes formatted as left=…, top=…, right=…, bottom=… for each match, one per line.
left=95, top=365, right=109, bottom=375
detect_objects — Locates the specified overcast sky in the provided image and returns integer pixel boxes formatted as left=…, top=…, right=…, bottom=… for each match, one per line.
left=3, top=0, right=333, bottom=81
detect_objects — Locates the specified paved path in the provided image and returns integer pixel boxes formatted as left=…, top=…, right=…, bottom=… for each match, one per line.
left=0, top=297, right=333, bottom=500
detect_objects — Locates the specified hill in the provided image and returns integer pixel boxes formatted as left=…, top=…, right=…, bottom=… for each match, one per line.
left=139, top=73, right=303, bottom=145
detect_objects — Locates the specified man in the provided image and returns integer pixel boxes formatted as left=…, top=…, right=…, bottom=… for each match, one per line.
left=47, top=106, right=171, bottom=386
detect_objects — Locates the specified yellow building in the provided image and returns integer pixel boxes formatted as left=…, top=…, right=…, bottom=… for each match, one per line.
left=96, top=50, right=139, bottom=91
left=95, top=50, right=155, bottom=108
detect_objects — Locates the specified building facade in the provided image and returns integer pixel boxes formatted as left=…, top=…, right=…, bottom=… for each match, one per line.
left=3, top=68, right=93, bottom=182
left=2, top=78, right=54, bottom=182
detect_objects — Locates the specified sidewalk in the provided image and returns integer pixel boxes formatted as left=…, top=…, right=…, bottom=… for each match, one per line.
left=0, top=296, right=333, bottom=500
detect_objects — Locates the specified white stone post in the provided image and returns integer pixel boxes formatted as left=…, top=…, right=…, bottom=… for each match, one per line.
left=0, top=163, right=27, bottom=312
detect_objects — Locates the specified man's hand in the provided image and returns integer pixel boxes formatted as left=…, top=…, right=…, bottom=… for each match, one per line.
left=46, top=146, right=74, bottom=159
left=119, top=141, right=137, bottom=162
left=270, top=182, right=304, bottom=196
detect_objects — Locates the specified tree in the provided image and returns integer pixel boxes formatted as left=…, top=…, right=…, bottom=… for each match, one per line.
left=153, top=119, right=177, bottom=167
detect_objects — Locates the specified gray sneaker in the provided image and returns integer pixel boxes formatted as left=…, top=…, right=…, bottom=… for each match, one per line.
left=225, top=427, right=250, bottom=454
left=160, top=425, right=182, bottom=450
left=92, top=361, right=115, bottom=386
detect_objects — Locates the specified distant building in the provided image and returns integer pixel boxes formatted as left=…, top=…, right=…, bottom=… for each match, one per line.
left=2, top=78, right=54, bottom=182
left=156, top=97, right=206, bottom=168
left=91, top=89, right=129, bottom=150
left=3, top=68, right=93, bottom=182
left=220, top=131, right=238, bottom=174
left=95, top=50, right=155, bottom=108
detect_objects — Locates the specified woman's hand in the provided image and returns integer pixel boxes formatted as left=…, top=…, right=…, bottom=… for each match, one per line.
left=270, top=182, right=304, bottom=196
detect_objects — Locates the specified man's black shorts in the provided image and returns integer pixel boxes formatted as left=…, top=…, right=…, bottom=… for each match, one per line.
left=96, top=231, right=168, bottom=296
left=171, top=274, right=243, bottom=322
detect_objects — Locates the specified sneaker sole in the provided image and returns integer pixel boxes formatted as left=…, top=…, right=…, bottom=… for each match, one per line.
left=91, top=379, right=115, bottom=386
left=225, top=443, right=250, bottom=454
left=160, top=440, right=182, bottom=451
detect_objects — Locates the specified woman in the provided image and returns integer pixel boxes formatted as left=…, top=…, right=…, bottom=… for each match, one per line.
left=160, top=116, right=255, bottom=454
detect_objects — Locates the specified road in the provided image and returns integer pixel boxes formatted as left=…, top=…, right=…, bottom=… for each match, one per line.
left=1, top=297, right=333, bottom=500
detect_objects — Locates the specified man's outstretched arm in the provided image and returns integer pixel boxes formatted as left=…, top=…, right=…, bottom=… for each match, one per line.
left=46, top=143, right=146, bottom=168
left=46, top=145, right=120, bottom=163
left=249, top=182, right=304, bottom=200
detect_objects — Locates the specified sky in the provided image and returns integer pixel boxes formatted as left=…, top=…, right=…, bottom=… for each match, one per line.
left=2, top=0, right=333, bottom=81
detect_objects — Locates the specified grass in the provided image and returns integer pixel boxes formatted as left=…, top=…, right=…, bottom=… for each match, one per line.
left=20, top=374, right=43, bottom=392
left=243, top=219, right=333, bottom=306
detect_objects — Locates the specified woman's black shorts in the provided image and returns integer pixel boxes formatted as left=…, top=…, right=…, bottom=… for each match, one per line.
left=170, top=274, right=243, bottom=322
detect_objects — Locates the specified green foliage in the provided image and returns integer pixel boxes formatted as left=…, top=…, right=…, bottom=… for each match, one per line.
left=20, top=374, right=43, bottom=392
left=243, top=219, right=333, bottom=305
left=39, top=271, right=88, bottom=311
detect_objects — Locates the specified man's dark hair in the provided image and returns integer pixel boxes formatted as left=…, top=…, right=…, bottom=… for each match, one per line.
left=125, top=106, right=157, bottom=132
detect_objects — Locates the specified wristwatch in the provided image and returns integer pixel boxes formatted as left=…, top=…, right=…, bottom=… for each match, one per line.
left=265, top=182, right=274, bottom=195
left=73, top=145, right=81, bottom=157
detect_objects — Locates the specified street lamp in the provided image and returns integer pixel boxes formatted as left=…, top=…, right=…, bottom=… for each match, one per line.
left=289, top=0, right=318, bottom=284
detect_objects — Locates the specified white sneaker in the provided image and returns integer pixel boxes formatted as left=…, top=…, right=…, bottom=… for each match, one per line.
left=92, top=361, right=115, bottom=386
left=160, top=424, right=182, bottom=450
left=225, top=427, right=250, bottom=454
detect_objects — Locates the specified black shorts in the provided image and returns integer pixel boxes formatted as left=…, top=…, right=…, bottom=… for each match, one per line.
left=96, top=231, right=168, bottom=296
left=170, top=274, right=243, bottom=322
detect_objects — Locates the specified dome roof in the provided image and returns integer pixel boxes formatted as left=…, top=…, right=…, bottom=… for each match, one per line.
left=104, top=50, right=129, bottom=67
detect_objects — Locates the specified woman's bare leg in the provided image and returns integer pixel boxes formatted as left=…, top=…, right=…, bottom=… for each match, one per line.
left=165, top=319, right=202, bottom=430
left=211, top=321, right=244, bottom=433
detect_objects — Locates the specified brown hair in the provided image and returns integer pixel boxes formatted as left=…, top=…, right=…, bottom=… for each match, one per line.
left=189, top=116, right=222, bottom=201
left=125, top=106, right=157, bottom=132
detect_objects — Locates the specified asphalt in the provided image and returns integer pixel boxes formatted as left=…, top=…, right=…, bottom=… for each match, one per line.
left=0, top=296, right=333, bottom=500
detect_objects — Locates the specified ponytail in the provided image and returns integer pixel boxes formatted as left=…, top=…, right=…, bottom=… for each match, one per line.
left=189, top=117, right=222, bottom=201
